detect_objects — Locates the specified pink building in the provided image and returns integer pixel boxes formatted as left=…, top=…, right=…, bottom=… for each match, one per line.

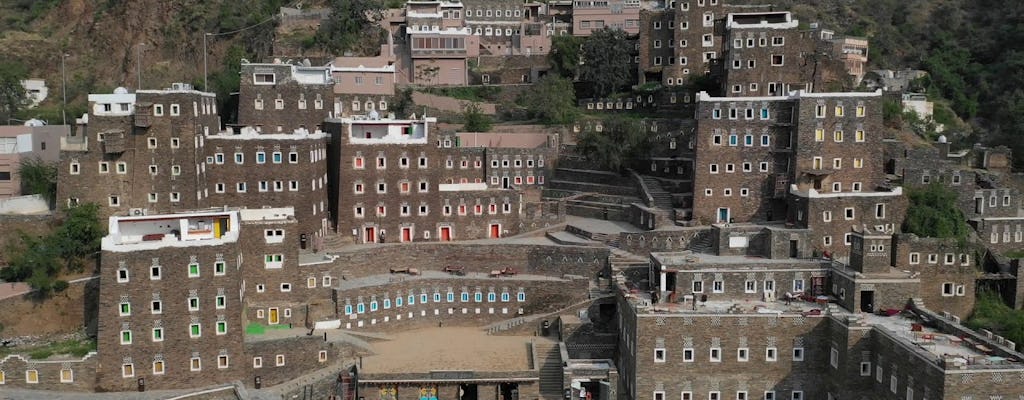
left=834, top=37, right=869, bottom=86
left=0, top=122, right=65, bottom=199
left=331, top=45, right=398, bottom=96
left=572, top=0, right=642, bottom=36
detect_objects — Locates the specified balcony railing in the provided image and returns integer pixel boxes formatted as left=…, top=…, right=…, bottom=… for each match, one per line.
left=411, top=48, right=467, bottom=57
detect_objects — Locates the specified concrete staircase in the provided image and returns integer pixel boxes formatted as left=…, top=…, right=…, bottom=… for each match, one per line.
left=641, top=175, right=674, bottom=210
left=535, top=342, right=564, bottom=400
left=486, top=317, right=526, bottom=334
left=320, top=232, right=353, bottom=251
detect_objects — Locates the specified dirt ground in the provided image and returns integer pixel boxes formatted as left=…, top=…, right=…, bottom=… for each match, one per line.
left=360, top=327, right=535, bottom=373
left=0, top=277, right=96, bottom=338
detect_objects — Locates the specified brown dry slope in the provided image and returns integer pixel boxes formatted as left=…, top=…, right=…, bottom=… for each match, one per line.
left=0, top=277, right=97, bottom=338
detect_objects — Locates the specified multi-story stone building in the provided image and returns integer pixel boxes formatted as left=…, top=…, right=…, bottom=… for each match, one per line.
left=325, top=115, right=524, bottom=244
left=94, top=208, right=346, bottom=392
left=203, top=126, right=331, bottom=247
left=57, top=84, right=219, bottom=218
left=692, top=89, right=901, bottom=258
left=638, top=1, right=771, bottom=87
left=617, top=221, right=1024, bottom=400
left=96, top=210, right=247, bottom=391
left=236, top=62, right=334, bottom=130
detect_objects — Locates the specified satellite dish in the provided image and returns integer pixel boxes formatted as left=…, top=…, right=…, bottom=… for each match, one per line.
left=113, top=87, right=129, bottom=94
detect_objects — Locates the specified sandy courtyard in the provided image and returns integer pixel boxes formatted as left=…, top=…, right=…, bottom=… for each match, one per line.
left=361, top=327, right=535, bottom=373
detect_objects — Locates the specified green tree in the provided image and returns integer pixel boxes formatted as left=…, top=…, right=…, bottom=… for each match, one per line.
left=549, top=35, right=583, bottom=78
left=0, top=61, right=29, bottom=122
left=579, top=28, right=632, bottom=97
left=17, top=156, right=57, bottom=206
left=902, top=183, right=971, bottom=244
left=0, top=203, right=103, bottom=296
left=315, top=0, right=386, bottom=54
left=521, top=74, right=579, bottom=125
left=575, top=117, right=650, bottom=172
left=51, top=203, right=104, bottom=272
left=461, top=102, right=492, bottom=132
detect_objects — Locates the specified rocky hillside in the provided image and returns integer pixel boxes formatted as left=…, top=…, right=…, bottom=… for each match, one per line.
left=1, top=0, right=290, bottom=119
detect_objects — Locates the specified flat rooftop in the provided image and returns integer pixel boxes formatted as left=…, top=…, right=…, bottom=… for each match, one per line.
left=859, top=313, right=1022, bottom=368
left=361, top=327, right=534, bottom=373
left=651, top=251, right=829, bottom=267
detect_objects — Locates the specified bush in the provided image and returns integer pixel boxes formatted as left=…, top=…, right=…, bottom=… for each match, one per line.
left=902, top=183, right=971, bottom=245
left=53, top=280, right=69, bottom=293
left=461, top=102, right=492, bottom=132
left=967, top=291, right=1024, bottom=349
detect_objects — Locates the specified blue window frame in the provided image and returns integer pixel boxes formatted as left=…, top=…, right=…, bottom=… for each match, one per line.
left=357, top=303, right=365, bottom=313
left=517, top=292, right=526, bottom=302
left=447, top=292, right=455, bottom=302
left=761, top=108, right=770, bottom=119
left=370, top=301, right=378, bottom=311
left=344, top=305, right=353, bottom=315
left=256, top=152, right=266, bottom=164
left=729, top=135, right=738, bottom=146
left=501, top=293, right=510, bottom=302
left=383, top=299, right=391, bottom=309
left=409, top=295, right=417, bottom=305
left=488, top=293, right=496, bottom=302
left=461, top=292, right=470, bottom=302
left=396, top=297, right=403, bottom=307
left=744, top=135, right=753, bottom=146
left=474, top=293, right=483, bottom=302
left=272, top=152, right=283, bottom=163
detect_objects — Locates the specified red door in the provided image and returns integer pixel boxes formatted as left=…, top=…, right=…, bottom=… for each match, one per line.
left=440, top=227, right=452, bottom=241
left=402, top=228, right=412, bottom=242
left=364, top=227, right=376, bottom=243
left=490, top=224, right=500, bottom=238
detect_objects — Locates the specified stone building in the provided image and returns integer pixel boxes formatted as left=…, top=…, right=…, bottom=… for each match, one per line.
left=203, top=126, right=331, bottom=248
left=236, top=62, right=335, bottom=130
left=325, top=115, right=524, bottom=244
left=616, top=222, right=1024, bottom=400
left=692, top=89, right=898, bottom=258
left=94, top=208, right=345, bottom=392
left=57, top=85, right=220, bottom=219
left=96, top=210, right=247, bottom=391
left=719, top=12, right=818, bottom=97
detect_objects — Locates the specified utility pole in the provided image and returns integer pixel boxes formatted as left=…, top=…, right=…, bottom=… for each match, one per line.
left=204, top=33, right=211, bottom=91
left=61, top=53, right=69, bottom=126
left=137, top=43, right=145, bottom=91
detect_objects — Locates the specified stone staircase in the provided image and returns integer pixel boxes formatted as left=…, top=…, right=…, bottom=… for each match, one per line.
left=641, top=175, right=674, bottom=210
left=535, top=342, right=564, bottom=400
left=687, top=231, right=714, bottom=253
left=320, top=232, right=353, bottom=251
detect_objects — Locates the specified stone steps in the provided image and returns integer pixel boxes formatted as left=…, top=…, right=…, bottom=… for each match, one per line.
left=535, top=343, right=564, bottom=399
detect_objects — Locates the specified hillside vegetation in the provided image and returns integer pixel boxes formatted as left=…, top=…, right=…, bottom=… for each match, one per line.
left=2, top=0, right=1023, bottom=166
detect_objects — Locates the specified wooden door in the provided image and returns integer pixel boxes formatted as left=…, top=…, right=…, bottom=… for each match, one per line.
left=269, top=308, right=279, bottom=325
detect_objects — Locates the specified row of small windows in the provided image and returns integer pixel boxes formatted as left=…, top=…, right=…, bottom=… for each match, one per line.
left=683, top=279, right=801, bottom=294
left=813, top=129, right=867, bottom=143
left=814, top=104, right=867, bottom=118
left=352, top=155, right=547, bottom=170
left=908, top=252, right=972, bottom=266
left=354, top=202, right=513, bottom=218
left=115, top=352, right=299, bottom=379
left=344, top=291, right=526, bottom=315
left=116, top=261, right=226, bottom=283
left=658, top=390, right=803, bottom=400
left=653, top=345, right=802, bottom=363
left=707, top=161, right=771, bottom=173
left=117, top=321, right=227, bottom=346
left=989, top=228, right=1024, bottom=244
left=116, top=295, right=228, bottom=316
left=253, top=282, right=297, bottom=293
left=711, top=107, right=772, bottom=120
left=0, top=369, right=77, bottom=384
left=710, top=133, right=772, bottom=146
left=215, top=175, right=327, bottom=194
left=211, top=151, right=303, bottom=165
left=252, top=98, right=325, bottom=110
left=731, top=36, right=786, bottom=48
left=465, top=8, right=521, bottom=18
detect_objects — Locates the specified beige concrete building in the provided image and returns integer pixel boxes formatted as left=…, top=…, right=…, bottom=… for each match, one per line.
left=0, top=123, right=64, bottom=199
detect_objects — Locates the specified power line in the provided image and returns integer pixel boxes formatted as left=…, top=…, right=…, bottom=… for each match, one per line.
left=208, top=13, right=279, bottom=37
